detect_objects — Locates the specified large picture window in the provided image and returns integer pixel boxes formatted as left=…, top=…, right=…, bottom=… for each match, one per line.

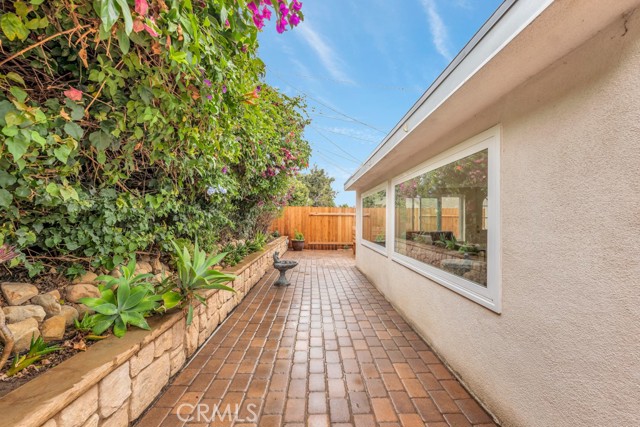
left=395, top=149, right=488, bottom=286
left=362, top=188, right=387, bottom=249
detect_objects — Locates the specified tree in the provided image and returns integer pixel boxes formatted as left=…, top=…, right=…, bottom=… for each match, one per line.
left=288, top=178, right=311, bottom=206
left=299, top=166, right=337, bottom=207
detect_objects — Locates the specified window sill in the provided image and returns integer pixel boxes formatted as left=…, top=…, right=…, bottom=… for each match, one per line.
left=361, top=240, right=388, bottom=257
left=391, top=253, right=501, bottom=313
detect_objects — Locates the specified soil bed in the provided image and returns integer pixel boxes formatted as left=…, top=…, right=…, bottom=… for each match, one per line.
left=0, top=329, right=99, bottom=398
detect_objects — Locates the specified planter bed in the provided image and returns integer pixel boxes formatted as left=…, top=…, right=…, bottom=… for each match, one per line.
left=0, top=237, right=288, bottom=427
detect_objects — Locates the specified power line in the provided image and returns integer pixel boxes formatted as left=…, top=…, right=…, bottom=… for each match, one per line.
left=313, top=151, right=354, bottom=176
left=309, top=125, right=361, bottom=163
left=271, top=73, right=388, bottom=135
left=310, top=143, right=361, bottom=164
left=310, top=111, right=358, bottom=124
left=315, top=127, right=380, bottom=144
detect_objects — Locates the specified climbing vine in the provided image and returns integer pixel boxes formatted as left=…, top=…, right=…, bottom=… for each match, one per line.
left=0, top=0, right=309, bottom=274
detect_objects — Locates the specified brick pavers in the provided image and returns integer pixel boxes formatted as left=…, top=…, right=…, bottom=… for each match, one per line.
left=136, top=251, right=496, bottom=427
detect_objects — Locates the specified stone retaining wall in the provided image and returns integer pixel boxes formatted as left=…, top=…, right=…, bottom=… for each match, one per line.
left=0, top=237, right=288, bottom=427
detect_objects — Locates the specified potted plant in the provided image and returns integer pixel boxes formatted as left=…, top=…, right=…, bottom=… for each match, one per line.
left=292, top=230, right=305, bottom=251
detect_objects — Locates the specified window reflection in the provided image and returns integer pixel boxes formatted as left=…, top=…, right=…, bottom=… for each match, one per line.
left=362, top=190, right=386, bottom=247
left=394, top=149, right=488, bottom=286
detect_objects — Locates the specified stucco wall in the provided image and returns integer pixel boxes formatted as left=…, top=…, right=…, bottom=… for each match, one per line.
left=356, top=10, right=640, bottom=427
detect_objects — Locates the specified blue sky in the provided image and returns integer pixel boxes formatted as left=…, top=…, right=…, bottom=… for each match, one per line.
left=258, top=0, right=504, bottom=206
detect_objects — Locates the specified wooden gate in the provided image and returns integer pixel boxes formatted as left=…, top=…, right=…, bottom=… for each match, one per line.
left=269, top=206, right=356, bottom=250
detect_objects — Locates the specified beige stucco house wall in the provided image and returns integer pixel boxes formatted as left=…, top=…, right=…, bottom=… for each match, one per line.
left=347, top=1, right=640, bottom=426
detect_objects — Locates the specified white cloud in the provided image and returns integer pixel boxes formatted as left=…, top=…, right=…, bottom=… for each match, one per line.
left=297, top=24, right=355, bottom=85
left=421, top=0, right=453, bottom=61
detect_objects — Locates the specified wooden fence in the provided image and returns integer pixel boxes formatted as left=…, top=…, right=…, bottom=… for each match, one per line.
left=270, top=206, right=483, bottom=249
left=269, top=206, right=356, bottom=250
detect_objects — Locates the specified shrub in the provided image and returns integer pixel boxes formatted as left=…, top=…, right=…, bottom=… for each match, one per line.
left=171, top=240, right=236, bottom=325
left=0, top=0, right=310, bottom=276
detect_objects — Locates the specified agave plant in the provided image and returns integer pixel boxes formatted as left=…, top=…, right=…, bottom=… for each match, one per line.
left=79, top=281, right=162, bottom=337
left=171, top=240, right=236, bottom=326
left=97, top=259, right=154, bottom=291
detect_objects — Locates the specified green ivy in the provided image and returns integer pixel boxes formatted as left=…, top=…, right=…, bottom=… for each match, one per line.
left=0, top=0, right=310, bottom=275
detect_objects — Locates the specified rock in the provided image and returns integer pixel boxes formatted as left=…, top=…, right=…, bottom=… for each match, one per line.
left=151, top=258, right=163, bottom=274
left=1, top=282, right=39, bottom=306
left=61, top=305, right=80, bottom=326
left=129, top=353, right=170, bottom=419
left=73, top=271, right=98, bottom=284
left=151, top=273, right=167, bottom=283
left=73, top=303, right=93, bottom=318
left=55, top=385, right=97, bottom=427
left=134, top=261, right=153, bottom=275
left=109, top=269, right=122, bottom=279
left=2, top=305, right=46, bottom=323
left=81, top=414, right=99, bottom=427
left=41, top=315, right=66, bottom=342
left=31, top=294, right=62, bottom=317
left=100, top=403, right=128, bottom=427
left=7, top=318, right=40, bottom=353
left=65, top=284, right=100, bottom=303
left=99, top=362, right=131, bottom=417
left=47, top=289, right=61, bottom=300
left=130, top=343, right=155, bottom=377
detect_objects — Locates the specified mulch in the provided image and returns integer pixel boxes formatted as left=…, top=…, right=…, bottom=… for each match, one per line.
left=0, top=329, right=101, bottom=398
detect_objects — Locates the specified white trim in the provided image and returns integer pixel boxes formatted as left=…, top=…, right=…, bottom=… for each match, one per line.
left=360, top=184, right=388, bottom=252
left=361, top=240, right=388, bottom=257
left=390, top=125, right=502, bottom=313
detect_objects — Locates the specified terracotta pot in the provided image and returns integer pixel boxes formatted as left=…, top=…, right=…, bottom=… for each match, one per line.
left=291, top=240, right=305, bottom=251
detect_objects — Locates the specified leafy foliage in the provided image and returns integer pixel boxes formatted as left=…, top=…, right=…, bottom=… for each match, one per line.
left=0, top=0, right=310, bottom=276
left=79, top=279, right=162, bottom=337
left=295, top=165, right=337, bottom=207
left=171, top=240, right=236, bottom=325
left=6, top=336, right=62, bottom=377
left=97, top=259, right=153, bottom=290
left=293, top=229, right=304, bottom=241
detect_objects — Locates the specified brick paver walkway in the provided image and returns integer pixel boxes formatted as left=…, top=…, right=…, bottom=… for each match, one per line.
left=136, top=251, right=496, bottom=427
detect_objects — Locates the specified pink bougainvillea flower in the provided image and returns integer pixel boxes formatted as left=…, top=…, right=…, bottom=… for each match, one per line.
left=292, top=0, right=302, bottom=11
left=279, top=1, right=289, bottom=16
left=135, top=0, right=148, bottom=15
left=64, top=87, right=83, bottom=101
left=263, top=0, right=272, bottom=5
left=262, top=6, right=272, bottom=20
left=247, top=1, right=259, bottom=13
left=276, top=16, right=287, bottom=33
left=288, top=13, right=300, bottom=27
left=225, top=19, right=230, bottom=27
left=206, top=94, right=213, bottom=100
left=204, top=78, right=212, bottom=87
left=253, top=14, right=265, bottom=29
left=222, top=85, right=227, bottom=94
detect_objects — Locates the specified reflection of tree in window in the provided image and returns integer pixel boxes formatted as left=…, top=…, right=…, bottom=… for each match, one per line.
left=394, top=149, right=489, bottom=286
left=362, top=190, right=386, bottom=247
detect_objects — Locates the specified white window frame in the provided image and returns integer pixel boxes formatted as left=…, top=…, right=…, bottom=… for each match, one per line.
left=360, top=183, right=388, bottom=257
left=390, top=125, right=502, bottom=313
